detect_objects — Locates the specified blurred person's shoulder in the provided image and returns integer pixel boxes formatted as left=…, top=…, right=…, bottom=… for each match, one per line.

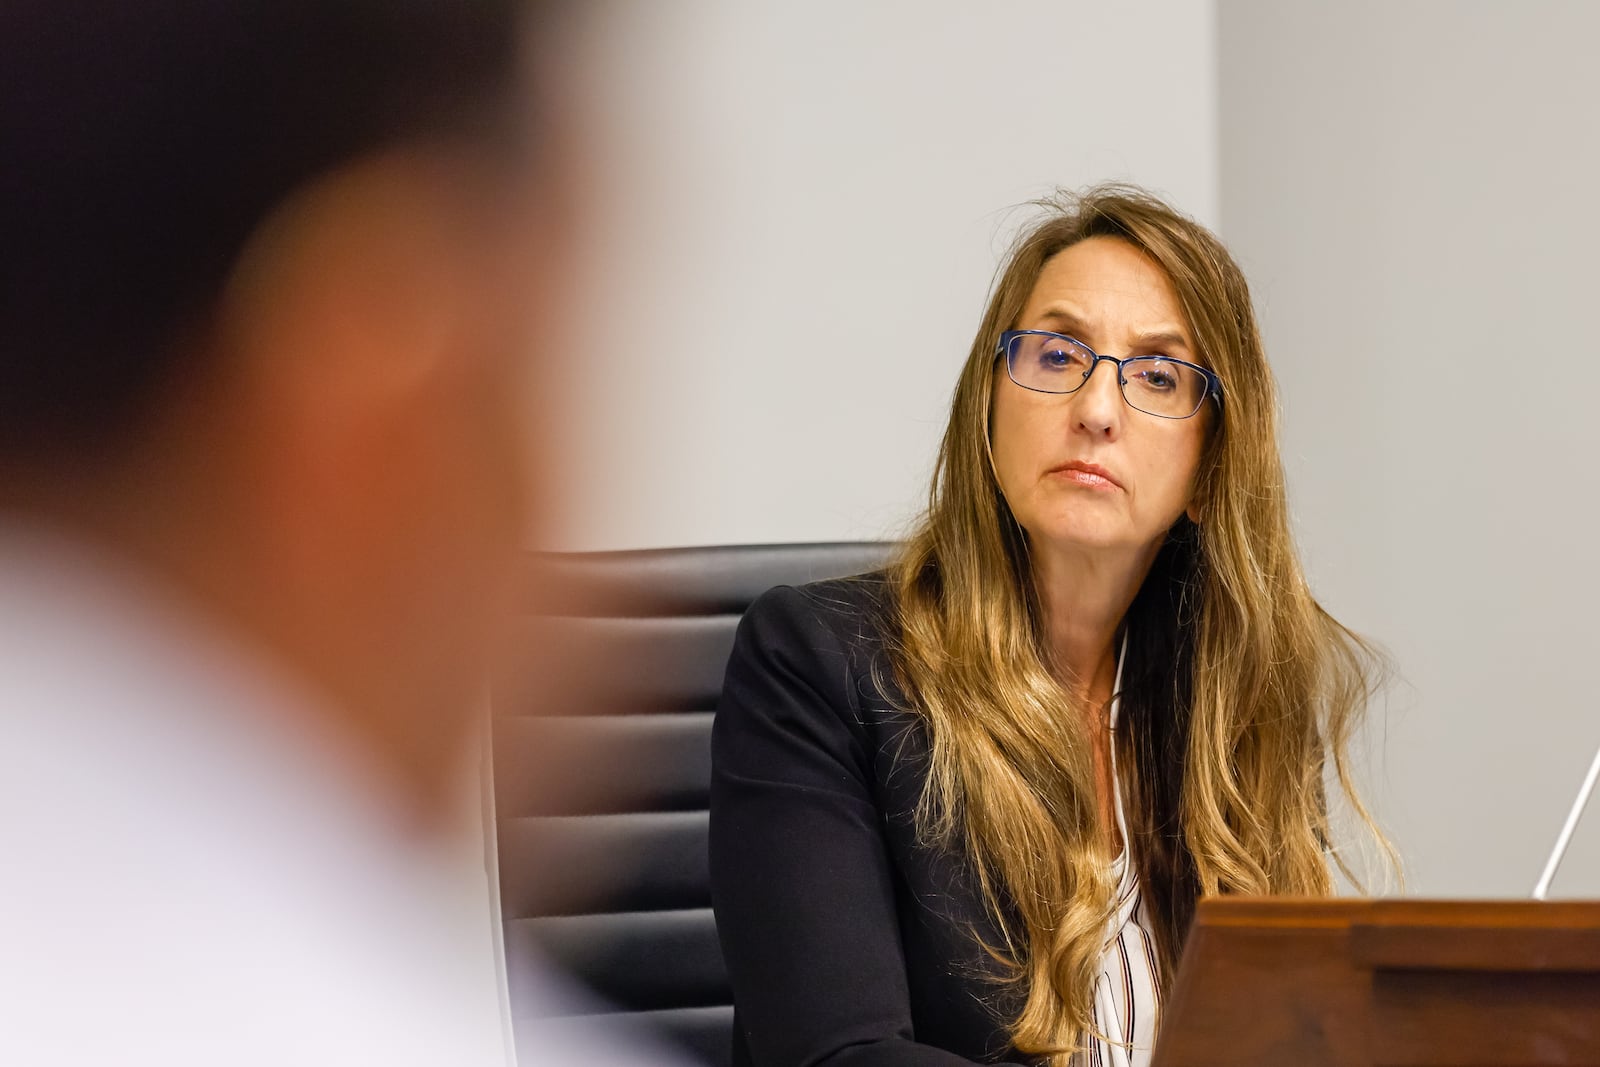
left=0, top=521, right=511, bottom=1067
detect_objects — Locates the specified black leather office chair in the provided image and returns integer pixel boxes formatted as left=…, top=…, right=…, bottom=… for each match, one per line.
left=493, top=542, right=894, bottom=1067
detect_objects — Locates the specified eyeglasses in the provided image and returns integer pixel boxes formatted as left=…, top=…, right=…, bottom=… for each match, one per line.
left=996, top=329, right=1224, bottom=420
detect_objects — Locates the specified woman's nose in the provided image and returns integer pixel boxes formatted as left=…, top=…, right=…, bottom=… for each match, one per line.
left=1073, top=358, right=1123, bottom=437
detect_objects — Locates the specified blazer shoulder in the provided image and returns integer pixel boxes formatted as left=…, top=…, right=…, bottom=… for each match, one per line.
left=741, top=569, right=894, bottom=651
left=734, top=570, right=900, bottom=708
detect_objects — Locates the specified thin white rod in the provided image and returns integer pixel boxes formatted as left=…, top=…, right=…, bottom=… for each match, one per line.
left=1533, top=738, right=1600, bottom=900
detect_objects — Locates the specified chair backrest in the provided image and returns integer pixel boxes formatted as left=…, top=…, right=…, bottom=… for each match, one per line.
left=493, top=542, right=895, bottom=1067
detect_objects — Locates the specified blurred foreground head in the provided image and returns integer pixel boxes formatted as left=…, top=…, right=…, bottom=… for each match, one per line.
left=0, top=0, right=569, bottom=823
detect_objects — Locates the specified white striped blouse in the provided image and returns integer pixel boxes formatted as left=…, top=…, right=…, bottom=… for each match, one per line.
left=1076, top=638, right=1162, bottom=1067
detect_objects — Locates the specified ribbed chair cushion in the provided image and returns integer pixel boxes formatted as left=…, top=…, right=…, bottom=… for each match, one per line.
left=494, top=542, right=893, bottom=1066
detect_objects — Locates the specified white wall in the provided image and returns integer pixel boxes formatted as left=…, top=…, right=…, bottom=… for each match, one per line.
left=552, top=0, right=1219, bottom=550
left=1218, top=0, right=1600, bottom=897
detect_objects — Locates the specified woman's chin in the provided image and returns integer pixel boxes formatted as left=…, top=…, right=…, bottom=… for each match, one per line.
left=1027, top=522, right=1145, bottom=556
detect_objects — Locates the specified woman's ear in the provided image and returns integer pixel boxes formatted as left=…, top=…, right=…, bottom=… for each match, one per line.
left=1185, top=468, right=1210, bottom=525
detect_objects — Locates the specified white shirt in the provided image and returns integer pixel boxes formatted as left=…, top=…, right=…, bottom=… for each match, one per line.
left=0, top=522, right=677, bottom=1067
left=1081, top=635, right=1163, bottom=1067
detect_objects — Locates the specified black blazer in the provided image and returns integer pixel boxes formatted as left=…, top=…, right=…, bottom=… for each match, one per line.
left=710, top=574, right=1032, bottom=1067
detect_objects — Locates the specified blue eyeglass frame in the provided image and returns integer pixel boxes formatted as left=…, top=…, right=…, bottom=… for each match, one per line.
left=995, top=329, right=1225, bottom=420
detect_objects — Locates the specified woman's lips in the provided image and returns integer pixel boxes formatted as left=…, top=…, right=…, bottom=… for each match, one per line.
left=1048, top=461, right=1123, bottom=491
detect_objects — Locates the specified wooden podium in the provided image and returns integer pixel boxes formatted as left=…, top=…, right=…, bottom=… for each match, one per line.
left=1151, top=898, right=1600, bottom=1066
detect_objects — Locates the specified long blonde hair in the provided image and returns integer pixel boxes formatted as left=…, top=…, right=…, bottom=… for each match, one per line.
left=884, top=184, right=1391, bottom=1061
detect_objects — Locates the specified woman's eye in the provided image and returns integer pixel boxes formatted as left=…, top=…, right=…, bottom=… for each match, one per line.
left=1037, top=345, right=1086, bottom=371
left=1132, top=362, right=1180, bottom=391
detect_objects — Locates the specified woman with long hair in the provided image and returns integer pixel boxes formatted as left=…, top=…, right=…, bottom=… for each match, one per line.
left=709, top=184, right=1389, bottom=1067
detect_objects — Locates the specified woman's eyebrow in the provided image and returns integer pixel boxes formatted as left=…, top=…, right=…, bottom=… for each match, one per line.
left=1133, top=330, right=1192, bottom=352
left=1036, top=307, right=1090, bottom=335
left=1035, top=307, right=1193, bottom=353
